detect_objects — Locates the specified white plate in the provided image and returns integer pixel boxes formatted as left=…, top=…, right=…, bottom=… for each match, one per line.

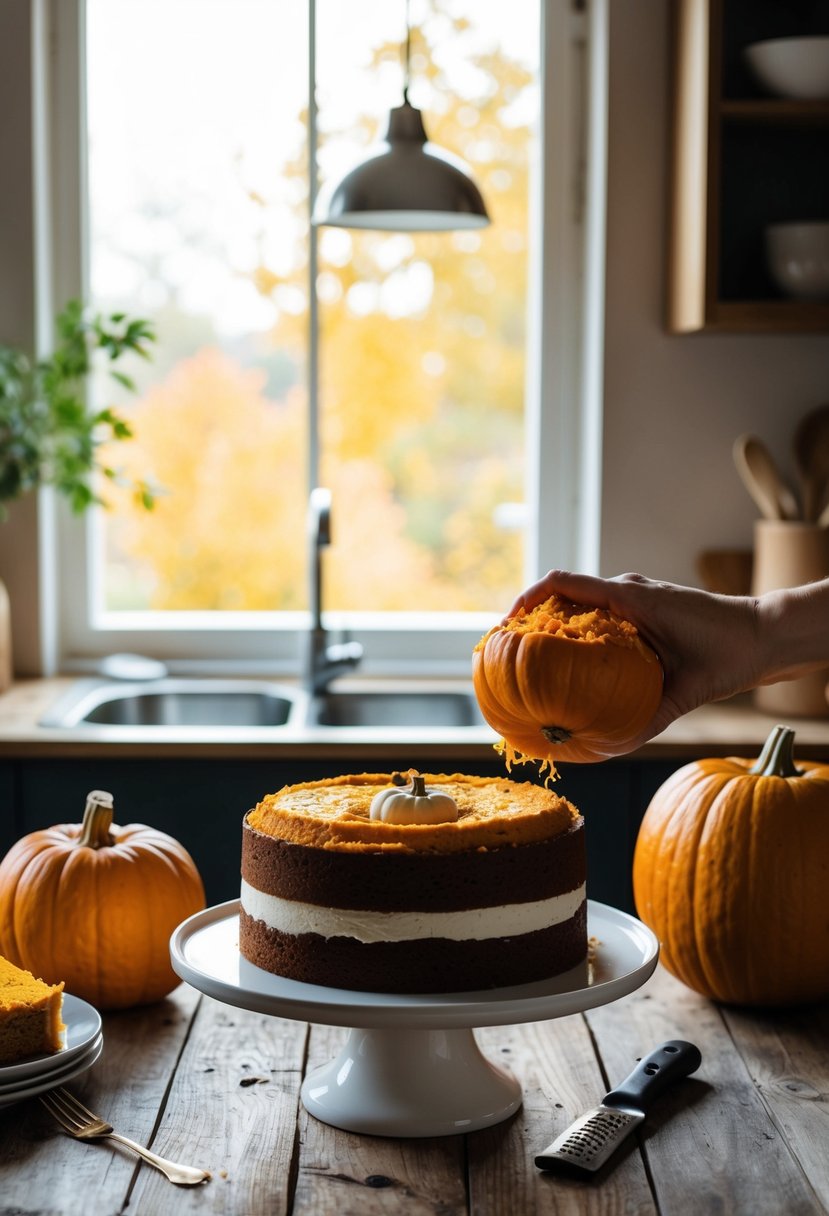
left=0, top=993, right=102, bottom=1085
left=0, top=1030, right=104, bottom=1097
left=171, top=899, right=659, bottom=1030
left=0, top=1033, right=104, bottom=1108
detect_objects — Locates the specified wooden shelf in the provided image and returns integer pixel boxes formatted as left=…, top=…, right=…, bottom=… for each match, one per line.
left=721, top=98, right=829, bottom=125
left=691, top=299, right=829, bottom=333
left=667, top=0, right=829, bottom=334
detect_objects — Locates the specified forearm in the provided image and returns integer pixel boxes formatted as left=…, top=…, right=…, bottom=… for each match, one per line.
left=756, top=578, right=829, bottom=683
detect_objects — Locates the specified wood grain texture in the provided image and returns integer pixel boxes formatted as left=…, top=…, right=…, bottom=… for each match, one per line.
left=128, top=994, right=307, bottom=1216
left=0, top=983, right=200, bottom=1216
left=722, top=1000, right=829, bottom=1213
left=291, top=1022, right=467, bottom=1216
left=585, top=967, right=827, bottom=1216
left=1, top=965, right=828, bottom=1214
left=471, top=1015, right=657, bottom=1215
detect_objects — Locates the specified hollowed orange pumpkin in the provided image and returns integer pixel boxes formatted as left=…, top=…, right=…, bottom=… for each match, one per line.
left=0, top=789, right=205, bottom=1010
left=633, top=725, right=829, bottom=1007
left=472, top=593, right=663, bottom=772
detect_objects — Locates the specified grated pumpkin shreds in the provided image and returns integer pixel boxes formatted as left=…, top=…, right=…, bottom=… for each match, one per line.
left=495, top=595, right=642, bottom=646
left=494, top=738, right=559, bottom=785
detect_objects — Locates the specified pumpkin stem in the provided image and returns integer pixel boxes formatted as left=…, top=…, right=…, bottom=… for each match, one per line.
left=77, top=789, right=116, bottom=848
left=749, top=724, right=801, bottom=778
left=541, top=725, right=572, bottom=745
left=409, top=774, right=427, bottom=797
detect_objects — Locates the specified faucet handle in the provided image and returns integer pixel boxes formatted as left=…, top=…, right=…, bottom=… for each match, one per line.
left=325, top=639, right=364, bottom=665
left=309, top=487, right=332, bottom=547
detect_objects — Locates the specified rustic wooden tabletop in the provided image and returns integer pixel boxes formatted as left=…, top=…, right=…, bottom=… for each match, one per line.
left=2, top=964, right=827, bottom=1216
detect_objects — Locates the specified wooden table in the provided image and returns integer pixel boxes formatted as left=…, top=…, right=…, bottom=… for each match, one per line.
left=2, top=964, right=828, bottom=1215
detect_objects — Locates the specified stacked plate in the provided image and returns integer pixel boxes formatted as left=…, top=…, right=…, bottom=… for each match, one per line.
left=0, top=994, right=103, bottom=1108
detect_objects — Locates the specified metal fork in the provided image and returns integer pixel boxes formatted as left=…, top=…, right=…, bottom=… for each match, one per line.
left=39, top=1086, right=210, bottom=1186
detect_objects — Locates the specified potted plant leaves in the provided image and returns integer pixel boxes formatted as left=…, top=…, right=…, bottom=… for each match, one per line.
left=0, top=298, right=157, bottom=517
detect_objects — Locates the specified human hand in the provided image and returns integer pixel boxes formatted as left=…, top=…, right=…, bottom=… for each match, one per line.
left=506, top=570, right=766, bottom=748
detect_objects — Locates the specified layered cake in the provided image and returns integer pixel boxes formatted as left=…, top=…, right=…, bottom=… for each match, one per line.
left=0, top=955, right=65, bottom=1065
left=240, top=771, right=586, bottom=993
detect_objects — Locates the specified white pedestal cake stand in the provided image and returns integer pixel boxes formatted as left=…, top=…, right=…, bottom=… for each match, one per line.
left=170, top=899, right=658, bottom=1139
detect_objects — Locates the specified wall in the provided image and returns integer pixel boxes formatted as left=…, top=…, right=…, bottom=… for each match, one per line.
left=599, top=0, right=829, bottom=587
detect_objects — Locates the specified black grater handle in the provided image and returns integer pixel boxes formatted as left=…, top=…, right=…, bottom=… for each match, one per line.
left=601, top=1041, right=701, bottom=1114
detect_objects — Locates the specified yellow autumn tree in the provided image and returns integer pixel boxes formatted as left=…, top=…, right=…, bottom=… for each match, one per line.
left=107, top=348, right=456, bottom=610
left=107, top=350, right=306, bottom=609
left=105, top=5, right=534, bottom=613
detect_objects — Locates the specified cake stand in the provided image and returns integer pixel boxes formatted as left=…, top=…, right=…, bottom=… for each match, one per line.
left=170, top=899, right=658, bottom=1138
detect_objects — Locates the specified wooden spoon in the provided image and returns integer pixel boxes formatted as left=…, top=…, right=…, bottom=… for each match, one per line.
left=794, top=404, right=829, bottom=522
left=733, top=434, right=799, bottom=521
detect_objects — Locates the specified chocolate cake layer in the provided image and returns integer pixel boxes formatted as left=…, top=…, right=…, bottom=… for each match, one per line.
left=239, top=902, right=588, bottom=993
left=242, top=817, right=585, bottom=912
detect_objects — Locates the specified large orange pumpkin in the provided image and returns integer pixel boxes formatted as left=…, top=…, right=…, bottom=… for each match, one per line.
left=0, top=789, right=205, bottom=1010
left=472, top=593, right=662, bottom=770
left=633, top=725, right=829, bottom=1007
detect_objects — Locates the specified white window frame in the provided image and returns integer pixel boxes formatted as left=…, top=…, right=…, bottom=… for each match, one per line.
left=29, top=0, right=606, bottom=677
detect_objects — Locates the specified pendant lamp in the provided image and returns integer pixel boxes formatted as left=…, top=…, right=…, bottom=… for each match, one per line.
left=313, top=3, right=490, bottom=232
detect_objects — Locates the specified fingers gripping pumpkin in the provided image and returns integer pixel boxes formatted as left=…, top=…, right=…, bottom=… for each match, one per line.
left=473, top=593, right=663, bottom=771
left=0, top=789, right=205, bottom=1010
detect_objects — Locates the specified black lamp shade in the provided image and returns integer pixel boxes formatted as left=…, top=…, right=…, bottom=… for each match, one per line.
left=314, top=101, right=490, bottom=232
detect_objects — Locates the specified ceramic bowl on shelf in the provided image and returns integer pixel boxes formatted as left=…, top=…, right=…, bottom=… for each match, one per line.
left=743, top=36, right=829, bottom=100
left=765, top=222, right=829, bottom=301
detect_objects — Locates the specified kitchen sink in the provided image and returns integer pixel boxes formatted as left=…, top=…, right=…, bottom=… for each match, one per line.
left=39, top=677, right=489, bottom=733
left=305, top=689, right=485, bottom=728
left=39, top=678, right=301, bottom=729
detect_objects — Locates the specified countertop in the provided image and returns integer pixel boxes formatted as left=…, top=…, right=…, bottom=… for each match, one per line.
left=0, top=677, right=828, bottom=760
left=2, top=963, right=827, bottom=1215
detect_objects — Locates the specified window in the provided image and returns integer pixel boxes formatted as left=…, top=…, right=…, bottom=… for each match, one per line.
left=44, top=0, right=603, bottom=675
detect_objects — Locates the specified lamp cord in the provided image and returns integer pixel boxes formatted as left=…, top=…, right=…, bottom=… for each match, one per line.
left=403, top=0, right=411, bottom=103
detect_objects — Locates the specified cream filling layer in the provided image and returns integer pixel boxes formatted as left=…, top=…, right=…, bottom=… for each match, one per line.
left=240, top=878, right=586, bottom=944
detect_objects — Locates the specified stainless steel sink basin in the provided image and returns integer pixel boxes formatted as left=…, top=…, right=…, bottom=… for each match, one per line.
left=305, top=689, right=485, bottom=728
left=39, top=678, right=300, bottom=729
left=39, top=677, right=489, bottom=733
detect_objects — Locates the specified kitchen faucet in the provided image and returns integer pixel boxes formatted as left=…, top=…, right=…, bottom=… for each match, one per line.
left=304, top=487, right=363, bottom=695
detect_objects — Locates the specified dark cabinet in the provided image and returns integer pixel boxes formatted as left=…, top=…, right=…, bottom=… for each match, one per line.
left=0, top=754, right=686, bottom=915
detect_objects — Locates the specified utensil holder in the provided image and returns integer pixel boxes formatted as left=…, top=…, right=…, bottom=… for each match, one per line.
left=752, top=520, right=829, bottom=717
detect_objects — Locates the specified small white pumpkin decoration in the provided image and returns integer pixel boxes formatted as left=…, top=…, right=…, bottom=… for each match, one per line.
left=370, top=773, right=459, bottom=825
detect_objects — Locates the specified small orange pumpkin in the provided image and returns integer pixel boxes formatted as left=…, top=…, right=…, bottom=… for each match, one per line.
left=633, top=725, right=829, bottom=1007
left=472, top=592, right=662, bottom=771
left=0, top=789, right=205, bottom=1010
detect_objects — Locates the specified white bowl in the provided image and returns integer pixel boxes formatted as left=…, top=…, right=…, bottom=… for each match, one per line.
left=744, top=36, right=829, bottom=100
left=765, top=222, right=829, bottom=301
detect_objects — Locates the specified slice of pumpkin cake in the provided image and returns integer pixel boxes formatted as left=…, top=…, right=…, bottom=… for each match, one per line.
left=0, top=954, right=65, bottom=1065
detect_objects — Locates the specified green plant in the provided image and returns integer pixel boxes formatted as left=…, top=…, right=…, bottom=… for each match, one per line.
left=0, top=299, right=157, bottom=516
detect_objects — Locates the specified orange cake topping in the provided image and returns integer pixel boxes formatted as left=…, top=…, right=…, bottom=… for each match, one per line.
left=246, top=771, right=578, bottom=854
